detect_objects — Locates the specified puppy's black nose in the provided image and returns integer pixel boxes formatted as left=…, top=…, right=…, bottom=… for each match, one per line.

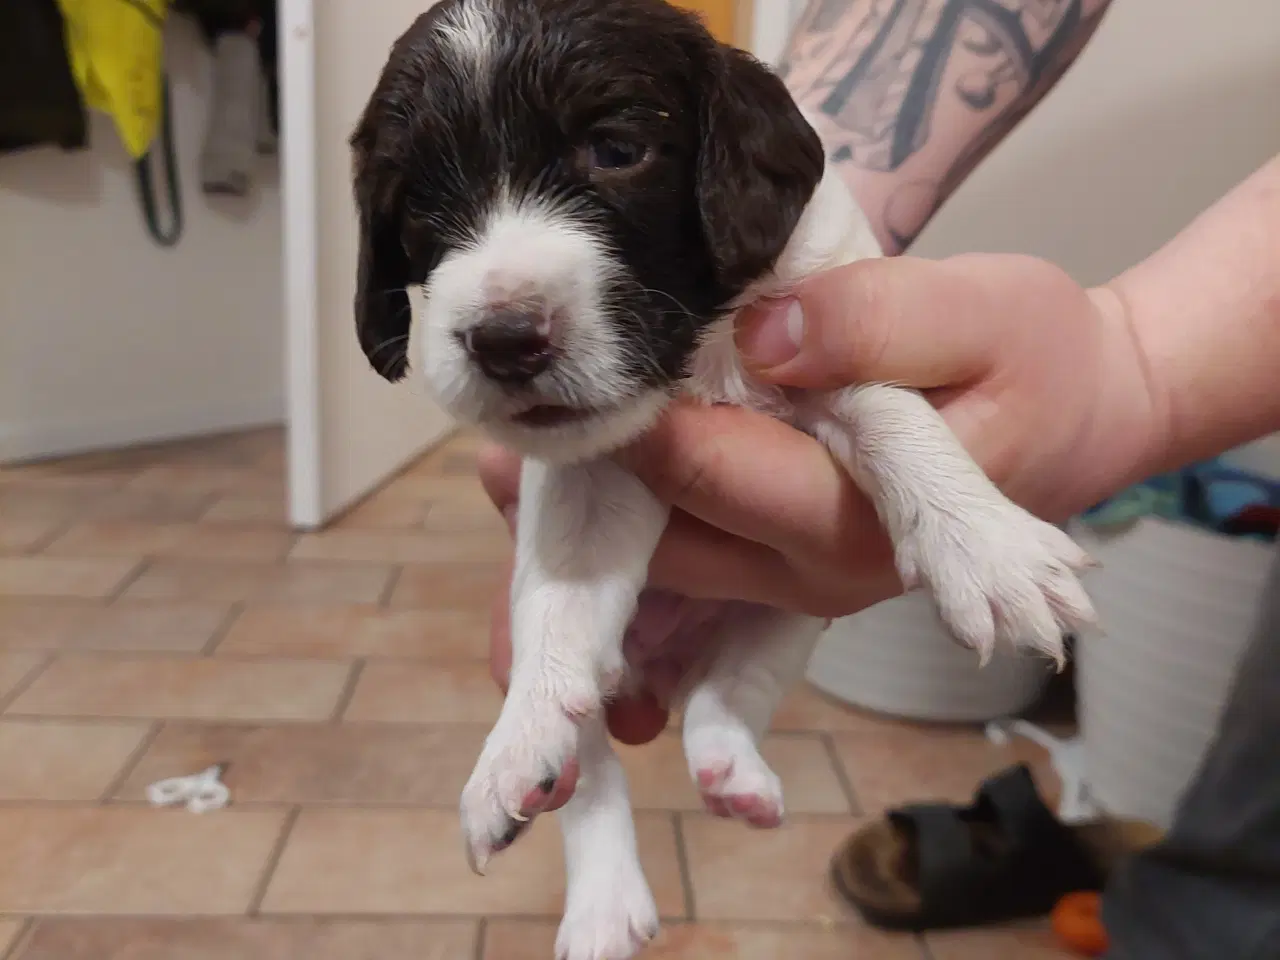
left=462, top=309, right=553, bottom=384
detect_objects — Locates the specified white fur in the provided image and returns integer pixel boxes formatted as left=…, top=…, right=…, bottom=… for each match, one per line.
left=434, top=0, right=497, bottom=78
left=413, top=195, right=670, bottom=464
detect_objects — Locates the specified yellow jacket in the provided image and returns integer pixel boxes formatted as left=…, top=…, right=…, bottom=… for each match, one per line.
left=56, top=0, right=171, bottom=159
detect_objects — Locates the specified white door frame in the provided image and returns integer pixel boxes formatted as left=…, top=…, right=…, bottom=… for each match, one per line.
left=280, top=0, right=323, bottom=529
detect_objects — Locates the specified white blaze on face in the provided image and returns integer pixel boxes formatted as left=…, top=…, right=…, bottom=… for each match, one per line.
left=412, top=192, right=643, bottom=442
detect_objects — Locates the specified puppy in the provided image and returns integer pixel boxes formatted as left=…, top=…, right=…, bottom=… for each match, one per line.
left=350, top=1, right=1097, bottom=957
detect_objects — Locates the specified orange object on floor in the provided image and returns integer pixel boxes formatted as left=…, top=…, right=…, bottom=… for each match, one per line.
left=1052, top=891, right=1109, bottom=956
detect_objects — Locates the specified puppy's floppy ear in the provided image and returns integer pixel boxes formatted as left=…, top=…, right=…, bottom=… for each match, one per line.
left=697, top=46, right=824, bottom=292
left=350, top=94, right=412, bottom=382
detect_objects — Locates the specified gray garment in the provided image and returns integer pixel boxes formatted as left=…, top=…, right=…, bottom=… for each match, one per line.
left=1104, top=547, right=1280, bottom=959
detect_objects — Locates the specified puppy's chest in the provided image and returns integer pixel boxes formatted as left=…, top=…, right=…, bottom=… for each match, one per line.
left=679, top=316, right=800, bottom=423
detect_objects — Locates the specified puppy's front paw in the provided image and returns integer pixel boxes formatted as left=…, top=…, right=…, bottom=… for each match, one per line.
left=460, top=692, right=584, bottom=873
left=898, top=505, right=1096, bottom=665
left=556, top=860, right=659, bottom=960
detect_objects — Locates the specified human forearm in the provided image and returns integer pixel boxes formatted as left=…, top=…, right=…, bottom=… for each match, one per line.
left=780, top=0, right=1113, bottom=254
left=1103, top=155, right=1280, bottom=484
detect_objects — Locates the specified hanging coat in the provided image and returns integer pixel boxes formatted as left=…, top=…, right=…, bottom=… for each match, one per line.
left=56, top=0, right=171, bottom=159
left=0, top=0, right=88, bottom=154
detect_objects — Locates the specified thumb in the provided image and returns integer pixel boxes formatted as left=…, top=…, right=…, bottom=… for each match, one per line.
left=735, top=255, right=1005, bottom=390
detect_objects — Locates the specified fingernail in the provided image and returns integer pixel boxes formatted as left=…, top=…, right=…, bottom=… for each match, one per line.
left=737, top=298, right=804, bottom=370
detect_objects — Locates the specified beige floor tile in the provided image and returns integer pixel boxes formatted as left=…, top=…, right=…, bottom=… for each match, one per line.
left=420, top=500, right=508, bottom=536
left=0, top=600, right=231, bottom=654
left=123, top=559, right=393, bottom=605
left=16, top=918, right=475, bottom=960
left=0, top=652, right=47, bottom=701
left=0, top=720, right=150, bottom=800
left=115, top=723, right=487, bottom=807
left=0, top=806, right=286, bottom=914
left=388, top=562, right=507, bottom=611
left=260, top=808, right=685, bottom=917
left=830, top=724, right=1051, bottom=813
left=291, top=529, right=509, bottom=565
left=378, top=473, right=495, bottom=506
left=0, top=920, right=25, bottom=955
left=773, top=685, right=903, bottom=734
left=199, top=494, right=287, bottom=527
left=331, top=494, right=432, bottom=530
left=9, top=656, right=351, bottom=722
left=125, top=464, right=283, bottom=499
left=343, top=661, right=502, bottom=723
left=0, top=514, right=63, bottom=553
left=617, top=734, right=850, bottom=814
left=0, top=487, right=101, bottom=526
left=681, top=814, right=862, bottom=923
left=217, top=605, right=489, bottom=660
left=926, top=923, right=1073, bottom=959
left=82, top=488, right=218, bottom=523
left=0, top=557, right=139, bottom=599
left=45, top=522, right=293, bottom=563
left=0, top=919, right=24, bottom=952
left=484, top=920, right=920, bottom=960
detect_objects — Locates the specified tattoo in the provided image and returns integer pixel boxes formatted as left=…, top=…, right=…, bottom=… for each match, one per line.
left=782, top=0, right=1112, bottom=250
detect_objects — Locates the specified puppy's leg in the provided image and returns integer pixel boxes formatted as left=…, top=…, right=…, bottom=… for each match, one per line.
left=803, top=384, right=1096, bottom=664
left=681, top=606, right=827, bottom=827
left=555, top=715, right=659, bottom=960
left=460, top=457, right=666, bottom=871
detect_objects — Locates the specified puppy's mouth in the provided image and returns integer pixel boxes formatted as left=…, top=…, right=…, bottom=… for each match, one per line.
left=509, top=404, right=600, bottom=428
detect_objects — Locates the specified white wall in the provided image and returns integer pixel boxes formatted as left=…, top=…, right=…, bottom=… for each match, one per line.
left=759, top=0, right=1280, bottom=285
left=0, top=17, right=283, bottom=463
left=908, top=0, right=1280, bottom=283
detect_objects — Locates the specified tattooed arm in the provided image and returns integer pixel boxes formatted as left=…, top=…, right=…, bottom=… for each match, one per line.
left=780, top=0, right=1114, bottom=254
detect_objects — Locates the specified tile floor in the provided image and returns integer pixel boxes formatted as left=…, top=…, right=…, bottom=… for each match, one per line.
left=0, top=428, right=1073, bottom=959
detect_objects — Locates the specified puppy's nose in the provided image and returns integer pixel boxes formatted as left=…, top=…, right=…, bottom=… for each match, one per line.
left=463, top=309, right=553, bottom=384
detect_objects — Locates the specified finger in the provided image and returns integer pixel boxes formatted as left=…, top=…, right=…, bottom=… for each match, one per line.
left=735, top=255, right=1009, bottom=390
left=487, top=555, right=516, bottom=693
left=607, top=692, right=669, bottom=745
left=619, top=404, right=888, bottom=565
left=477, top=442, right=522, bottom=512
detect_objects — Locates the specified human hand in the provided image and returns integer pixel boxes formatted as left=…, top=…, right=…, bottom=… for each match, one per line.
left=481, top=253, right=1162, bottom=806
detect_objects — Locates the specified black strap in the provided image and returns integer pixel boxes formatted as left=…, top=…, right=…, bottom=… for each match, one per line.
left=134, top=73, right=184, bottom=247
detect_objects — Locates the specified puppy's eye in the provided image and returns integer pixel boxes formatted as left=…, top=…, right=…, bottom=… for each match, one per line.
left=581, top=136, right=652, bottom=174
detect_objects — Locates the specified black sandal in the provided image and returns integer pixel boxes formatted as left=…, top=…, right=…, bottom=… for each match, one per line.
left=830, top=764, right=1161, bottom=932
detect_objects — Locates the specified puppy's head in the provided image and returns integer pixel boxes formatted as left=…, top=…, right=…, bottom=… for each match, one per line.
left=351, top=0, right=822, bottom=461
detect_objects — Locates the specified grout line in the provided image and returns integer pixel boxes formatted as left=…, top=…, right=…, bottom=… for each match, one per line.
left=473, top=917, right=488, bottom=960
left=820, top=732, right=862, bottom=816
left=377, top=566, right=405, bottom=607
left=0, top=655, right=54, bottom=715
left=0, top=909, right=873, bottom=927
left=330, top=660, right=367, bottom=722
left=98, top=721, right=164, bottom=803
left=24, top=514, right=78, bottom=555
left=0, top=918, right=33, bottom=960
left=670, top=813, right=697, bottom=922
left=202, top=602, right=247, bottom=656
left=105, top=559, right=152, bottom=604
left=247, top=805, right=302, bottom=916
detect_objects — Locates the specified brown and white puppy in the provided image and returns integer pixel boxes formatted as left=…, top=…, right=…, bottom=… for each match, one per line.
left=351, top=2, right=1096, bottom=957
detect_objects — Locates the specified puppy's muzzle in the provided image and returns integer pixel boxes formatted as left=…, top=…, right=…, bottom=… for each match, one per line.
left=459, top=305, right=554, bottom=384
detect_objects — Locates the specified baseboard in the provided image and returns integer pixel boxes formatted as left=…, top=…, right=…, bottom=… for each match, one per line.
left=0, top=393, right=286, bottom=465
